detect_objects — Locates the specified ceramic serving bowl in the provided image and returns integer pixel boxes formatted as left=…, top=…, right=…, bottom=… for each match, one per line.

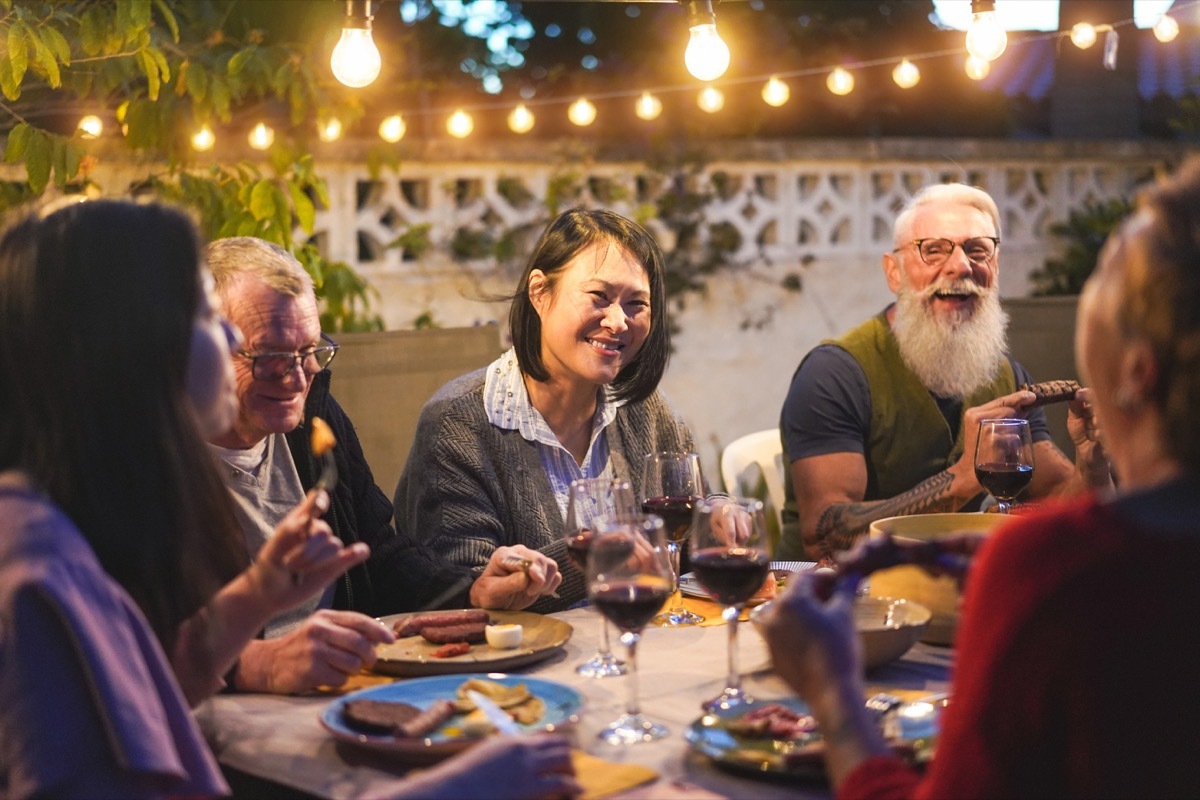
left=749, top=595, right=931, bottom=671
left=867, top=513, right=1007, bottom=646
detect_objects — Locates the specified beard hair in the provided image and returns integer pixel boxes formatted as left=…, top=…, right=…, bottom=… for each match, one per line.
left=892, top=277, right=1010, bottom=399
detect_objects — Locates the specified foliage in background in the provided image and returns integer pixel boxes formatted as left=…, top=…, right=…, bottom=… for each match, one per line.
left=1029, top=197, right=1135, bottom=296
left=0, top=0, right=380, bottom=330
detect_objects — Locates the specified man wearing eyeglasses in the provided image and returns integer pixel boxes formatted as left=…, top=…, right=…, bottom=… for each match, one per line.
left=777, top=183, right=1111, bottom=562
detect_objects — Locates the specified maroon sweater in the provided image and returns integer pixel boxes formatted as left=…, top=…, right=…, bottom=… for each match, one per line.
left=842, top=489, right=1200, bottom=799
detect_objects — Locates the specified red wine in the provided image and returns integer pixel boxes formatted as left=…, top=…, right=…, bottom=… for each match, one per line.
left=691, top=547, right=770, bottom=606
left=641, top=496, right=700, bottom=543
left=591, top=579, right=672, bottom=632
left=975, top=462, right=1033, bottom=500
left=566, top=530, right=593, bottom=572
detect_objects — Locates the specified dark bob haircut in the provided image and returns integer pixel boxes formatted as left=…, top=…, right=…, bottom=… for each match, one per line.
left=508, top=208, right=670, bottom=405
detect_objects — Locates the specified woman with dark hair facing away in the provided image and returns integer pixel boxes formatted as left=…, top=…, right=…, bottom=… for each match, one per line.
left=394, top=208, right=693, bottom=612
left=758, top=159, right=1200, bottom=797
left=0, top=199, right=580, bottom=800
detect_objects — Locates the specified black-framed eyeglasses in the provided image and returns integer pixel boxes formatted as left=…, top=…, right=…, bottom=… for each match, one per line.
left=237, top=333, right=339, bottom=381
left=896, top=236, right=1000, bottom=267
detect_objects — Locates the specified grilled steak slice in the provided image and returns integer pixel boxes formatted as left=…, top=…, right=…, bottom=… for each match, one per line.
left=342, top=699, right=457, bottom=738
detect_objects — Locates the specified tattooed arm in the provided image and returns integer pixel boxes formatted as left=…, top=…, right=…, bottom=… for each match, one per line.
left=791, top=453, right=971, bottom=562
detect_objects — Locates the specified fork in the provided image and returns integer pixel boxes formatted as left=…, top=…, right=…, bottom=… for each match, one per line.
left=501, top=555, right=561, bottom=599
left=314, top=451, right=338, bottom=494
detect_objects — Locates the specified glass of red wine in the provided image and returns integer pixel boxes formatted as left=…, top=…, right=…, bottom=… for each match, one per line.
left=588, top=513, right=674, bottom=744
left=974, top=418, right=1035, bottom=514
left=564, top=478, right=636, bottom=678
left=690, top=497, right=771, bottom=710
left=640, top=451, right=706, bottom=626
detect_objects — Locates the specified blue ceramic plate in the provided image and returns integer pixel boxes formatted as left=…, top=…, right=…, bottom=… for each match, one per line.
left=321, top=673, right=583, bottom=762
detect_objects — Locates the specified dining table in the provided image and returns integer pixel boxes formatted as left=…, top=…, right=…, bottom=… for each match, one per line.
left=196, top=596, right=952, bottom=799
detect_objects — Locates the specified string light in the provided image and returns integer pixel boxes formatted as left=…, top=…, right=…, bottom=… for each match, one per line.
left=379, top=114, right=406, bottom=142
left=965, top=0, right=1007, bottom=62
left=635, top=91, right=663, bottom=120
left=447, top=110, right=473, bottom=138
left=191, top=125, right=216, bottom=151
left=683, top=0, right=730, bottom=82
left=568, top=97, right=597, bottom=126
left=330, top=0, right=381, bottom=88
left=827, top=67, right=855, bottom=96
left=1153, top=14, right=1180, bottom=43
left=964, top=54, right=991, bottom=81
left=1070, top=22, right=1097, bottom=49
left=248, top=122, right=274, bottom=150
left=697, top=86, right=724, bottom=113
left=761, top=76, right=790, bottom=107
left=892, top=59, right=920, bottom=89
left=318, top=118, right=344, bottom=142
left=77, top=115, right=103, bottom=138
left=507, top=104, right=535, bottom=134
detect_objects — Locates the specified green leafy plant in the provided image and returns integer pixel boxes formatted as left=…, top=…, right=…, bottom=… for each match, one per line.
left=1029, top=197, right=1135, bottom=296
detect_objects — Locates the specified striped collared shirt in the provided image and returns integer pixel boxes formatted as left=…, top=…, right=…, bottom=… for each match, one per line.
left=483, top=348, right=622, bottom=519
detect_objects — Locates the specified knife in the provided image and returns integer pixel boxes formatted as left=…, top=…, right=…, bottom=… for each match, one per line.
left=467, top=689, right=522, bottom=735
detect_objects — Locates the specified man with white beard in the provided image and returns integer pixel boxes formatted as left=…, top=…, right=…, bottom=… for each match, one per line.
left=777, top=183, right=1111, bottom=561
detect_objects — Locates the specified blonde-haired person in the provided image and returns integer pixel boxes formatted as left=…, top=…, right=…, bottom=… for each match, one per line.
left=761, top=160, right=1200, bottom=797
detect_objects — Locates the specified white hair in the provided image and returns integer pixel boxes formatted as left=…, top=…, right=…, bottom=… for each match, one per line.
left=892, top=183, right=1001, bottom=250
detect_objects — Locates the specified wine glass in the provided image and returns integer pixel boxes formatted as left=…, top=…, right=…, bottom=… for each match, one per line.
left=588, top=514, right=674, bottom=744
left=640, top=451, right=705, bottom=626
left=564, top=478, right=636, bottom=678
left=689, top=497, right=771, bottom=711
left=974, top=418, right=1035, bottom=514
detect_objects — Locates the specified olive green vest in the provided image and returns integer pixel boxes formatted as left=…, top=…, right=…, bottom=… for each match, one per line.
left=838, top=311, right=1016, bottom=502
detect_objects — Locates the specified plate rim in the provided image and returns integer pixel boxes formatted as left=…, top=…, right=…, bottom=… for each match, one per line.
left=321, top=672, right=584, bottom=760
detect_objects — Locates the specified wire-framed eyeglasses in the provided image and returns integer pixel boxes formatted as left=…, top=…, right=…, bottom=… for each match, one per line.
left=237, top=333, right=339, bottom=381
left=898, top=236, right=1000, bottom=267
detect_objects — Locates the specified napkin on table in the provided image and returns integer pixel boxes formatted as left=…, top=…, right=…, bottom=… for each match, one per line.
left=571, top=750, right=659, bottom=799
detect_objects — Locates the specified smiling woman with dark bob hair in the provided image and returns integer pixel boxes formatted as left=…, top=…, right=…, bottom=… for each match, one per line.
left=393, top=208, right=695, bottom=612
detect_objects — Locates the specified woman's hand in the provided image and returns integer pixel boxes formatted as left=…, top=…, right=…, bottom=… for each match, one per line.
left=1067, top=387, right=1113, bottom=489
left=470, top=545, right=563, bottom=610
left=393, top=733, right=579, bottom=800
left=247, top=489, right=370, bottom=614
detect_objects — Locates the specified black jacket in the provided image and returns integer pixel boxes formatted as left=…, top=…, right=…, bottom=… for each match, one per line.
left=284, top=370, right=416, bottom=616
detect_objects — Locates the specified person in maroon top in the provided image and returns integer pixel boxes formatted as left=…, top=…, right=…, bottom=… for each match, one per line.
left=759, top=159, right=1200, bottom=798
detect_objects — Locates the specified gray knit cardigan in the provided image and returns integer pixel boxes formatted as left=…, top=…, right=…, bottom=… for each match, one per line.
left=392, top=367, right=694, bottom=613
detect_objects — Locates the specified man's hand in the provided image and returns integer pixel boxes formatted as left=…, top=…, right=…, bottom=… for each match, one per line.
left=952, top=388, right=1038, bottom=493
left=469, top=545, right=563, bottom=610
left=234, top=609, right=394, bottom=694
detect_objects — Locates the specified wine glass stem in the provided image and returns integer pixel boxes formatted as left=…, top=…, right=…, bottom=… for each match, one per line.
left=598, top=616, right=613, bottom=656
left=666, top=542, right=681, bottom=593
left=620, top=631, right=642, bottom=716
left=723, top=605, right=742, bottom=695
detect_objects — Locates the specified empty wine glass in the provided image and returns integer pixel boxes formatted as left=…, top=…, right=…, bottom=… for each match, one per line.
left=564, top=478, right=636, bottom=678
left=974, top=418, right=1035, bottom=514
left=690, top=497, right=770, bottom=710
left=589, top=514, right=674, bottom=744
left=640, top=451, right=705, bottom=626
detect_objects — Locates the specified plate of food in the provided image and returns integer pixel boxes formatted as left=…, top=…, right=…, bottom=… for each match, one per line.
left=373, top=609, right=572, bottom=677
left=322, top=673, right=583, bottom=762
left=679, top=561, right=817, bottom=605
left=685, top=693, right=946, bottom=779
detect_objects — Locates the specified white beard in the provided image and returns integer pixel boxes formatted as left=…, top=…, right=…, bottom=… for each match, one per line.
left=892, top=278, right=1009, bottom=400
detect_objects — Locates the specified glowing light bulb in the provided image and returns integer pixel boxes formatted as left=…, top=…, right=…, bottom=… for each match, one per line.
left=683, top=1, right=729, bottom=81
left=827, top=67, right=854, bottom=96
left=892, top=59, right=920, bottom=89
left=507, top=104, right=535, bottom=134
left=1070, top=22, right=1097, bottom=49
left=568, top=97, right=596, bottom=127
left=966, top=1, right=1007, bottom=62
left=330, top=2, right=382, bottom=88
left=248, top=122, right=274, bottom=150
left=446, top=110, right=473, bottom=139
left=697, top=86, right=724, bottom=113
left=1154, top=14, right=1179, bottom=43
left=318, top=118, right=343, bottom=142
left=761, top=76, right=790, bottom=107
left=379, top=114, right=406, bottom=143
left=191, top=125, right=215, bottom=152
left=635, top=91, right=663, bottom=120
left=965, top=55, right=991, bottom=81
left=77, top=115, right=103, bottom=138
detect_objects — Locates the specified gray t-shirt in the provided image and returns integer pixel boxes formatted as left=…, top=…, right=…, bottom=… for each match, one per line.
left=210, top=434, right=334, bottom=637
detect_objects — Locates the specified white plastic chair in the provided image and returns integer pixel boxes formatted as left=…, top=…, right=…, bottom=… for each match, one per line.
left=720, top=429, right=786, bottom=544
